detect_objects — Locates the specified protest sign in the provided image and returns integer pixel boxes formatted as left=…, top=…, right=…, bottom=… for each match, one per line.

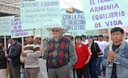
left=20, top=0, right=60, bottom=29
left=11, top=17, right=33, bottom=38
left=0, top=16, right=14, bottom=35
left=61, top=13, right=86, bottom=32
left=83, top=0, right=128, bottom=30
left=60, top=0, right=86, bottom=32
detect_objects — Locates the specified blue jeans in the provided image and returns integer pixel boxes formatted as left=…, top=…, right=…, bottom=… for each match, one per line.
left=97, top=57, right=106, bottom=76
left=97, top=57, right=102, bottom=75
left=89, top=59, right=98, bottom=78
left=21, top=68, right=26, bottom=78
left=102, top=58, right=106, bottom=76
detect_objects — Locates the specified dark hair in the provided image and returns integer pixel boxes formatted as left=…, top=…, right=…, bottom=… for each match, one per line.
left=30, top=36, right=34, bottom=38
left=12, top=38, right=17, bottom=41
left=81, top=35, right=86, bottom=39
left=6, top=36, right=11, bottom=39
left=75, top=36, right=82, bottom=40
left=71, top=36, right=74, bottom=41
left=98, top=35, right=103, bottom=37
left=93, top=35, right=98, bottom=38
left=111, top=27, right=124, bottom=34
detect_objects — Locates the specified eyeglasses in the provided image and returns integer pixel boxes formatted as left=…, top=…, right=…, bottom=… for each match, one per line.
left=52, top=30, right=59, bottom=32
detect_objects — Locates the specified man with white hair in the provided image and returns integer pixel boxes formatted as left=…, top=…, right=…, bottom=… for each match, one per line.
left=34, top=34, right=48, bottom=78
left=63, top=32, right=75, bottom=78
left=34, top=34, right=41, bottom=45
left=43, top=27, right=77, bottom=78
left=63, top=32, right=72, bottom=39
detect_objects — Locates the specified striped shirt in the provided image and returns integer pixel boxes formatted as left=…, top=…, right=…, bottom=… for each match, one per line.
left=23, top=43, right=41, bottom=68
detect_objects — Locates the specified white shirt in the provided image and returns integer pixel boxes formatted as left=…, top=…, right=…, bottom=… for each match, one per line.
left=82, top=39, right=88, bottom=45
left=125, top=39, right=128, bottom=42
left=96, top=40, right=109, bottom=57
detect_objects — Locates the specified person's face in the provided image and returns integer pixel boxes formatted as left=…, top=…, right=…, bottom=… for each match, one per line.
left=27, top=36, right=33, bottom=43
left=64, top=35, right=71, bottom=40
left=75, top=38, right=82, bottom=44
left=98, top=36, right=103, bottom=41
left=88, top=38, right=93, bottom=43
left=7, top=38, right=11, bottom=43
left=35, top=37, right=41, bottom=42
left=111, top=31, right=124, bottom=43
left=52, top=29, right=62, bottom=38
left=93, top=37, right=98, bottom=41
left=82, top=37, right=86, bottom=41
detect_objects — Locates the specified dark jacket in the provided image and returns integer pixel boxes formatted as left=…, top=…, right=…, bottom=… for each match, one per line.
left=0, top=47, right=7, bottom=69
left=90, top=42, right=101, bottom=60
left=7, top=41, right=22, bottom=67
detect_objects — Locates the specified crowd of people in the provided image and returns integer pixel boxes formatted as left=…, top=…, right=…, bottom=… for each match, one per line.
left=0, top=27, right=128, bottom=78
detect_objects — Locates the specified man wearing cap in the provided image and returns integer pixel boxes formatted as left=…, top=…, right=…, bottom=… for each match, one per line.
left=0, top=39, right=7, bottom=78
left=34, top=34, right=41, bottom=45
left=43, top=27, right=77, bottom=78
left=34, top=34, right=48, bottom=78
left=63, top=32, right=75, bottom=78
left=63, top=32, right=72, bottom=40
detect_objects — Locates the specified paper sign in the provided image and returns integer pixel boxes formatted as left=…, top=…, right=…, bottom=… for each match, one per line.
left=11, top=17, right=33, bottom=38
left=0, top=16, right=14, bottom=36
left=61, top=13, right=86, bottom=32
left=83, top=0, right=128, bottom=30
left=20, top=0, right=61, bottom=29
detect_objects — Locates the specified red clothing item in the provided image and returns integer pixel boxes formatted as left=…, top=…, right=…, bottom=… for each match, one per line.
left=74, top=44, right=91, bottom=69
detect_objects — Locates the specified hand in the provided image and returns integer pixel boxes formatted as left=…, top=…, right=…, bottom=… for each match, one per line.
left=5, top=53, right=8, bottom=58
left=20, top=59, right=25, bottom=63
left=3, top=47, right=7, bottom=52
left=108, top=50, right=116, bottom=62
left=85, top=60, right=89, bottom=64
left=108, top=56, right=114, bottom=63
left=21, top=52, right=27, bottom=57
left=108, top=50, right=116, bottom=58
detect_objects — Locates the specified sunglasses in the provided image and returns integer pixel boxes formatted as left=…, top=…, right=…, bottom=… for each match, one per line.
left=52, top=30, right=59, bottom=32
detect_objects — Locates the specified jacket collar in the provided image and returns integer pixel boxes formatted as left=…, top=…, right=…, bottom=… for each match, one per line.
left=118, top=40, right=126, bottom=49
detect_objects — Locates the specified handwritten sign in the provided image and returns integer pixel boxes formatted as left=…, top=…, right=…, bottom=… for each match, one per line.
left=0, top=16, right=14, bottom=36
left=11, top=17, right=33, bottom=38
left=20, top=0, right=60, bottom=29
left=83, top=0, right=128, bottom=30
